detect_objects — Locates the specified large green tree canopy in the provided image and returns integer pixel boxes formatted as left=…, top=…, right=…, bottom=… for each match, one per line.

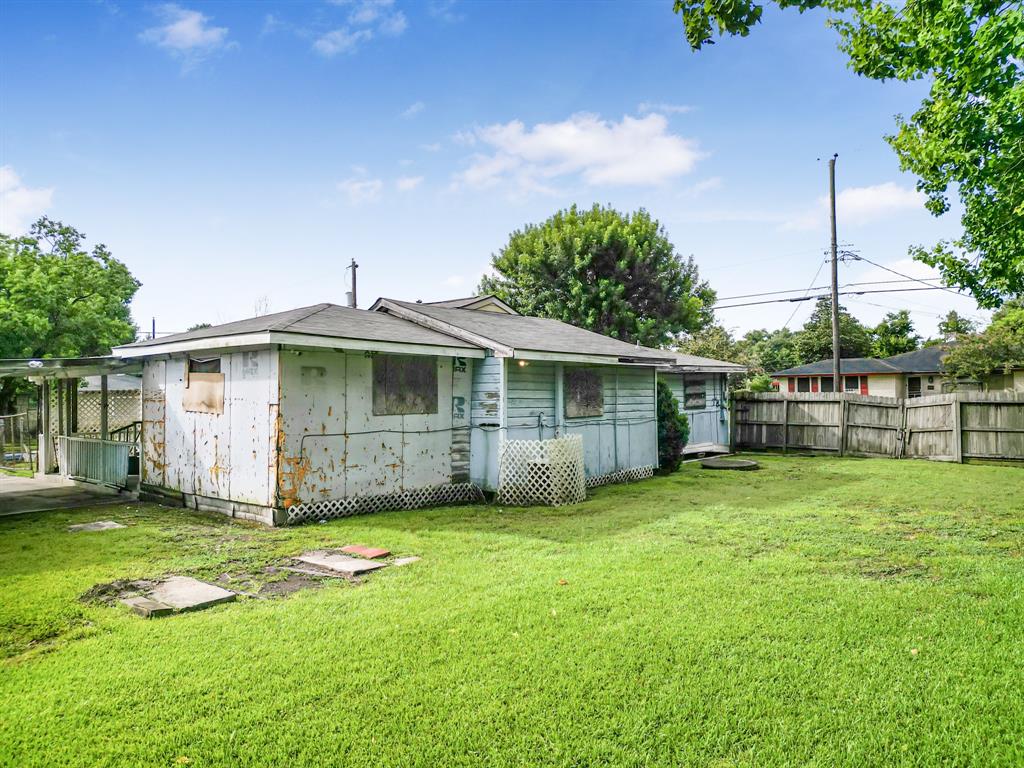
left=480, top=204, right=715, bottom=347
left=672, top=0, right=1024, bottom=306
left=0, top=217, right=140, bottom=410
left=942, top=300, right=1024, bottom=380
left=794, top=298, right=874, bottom=362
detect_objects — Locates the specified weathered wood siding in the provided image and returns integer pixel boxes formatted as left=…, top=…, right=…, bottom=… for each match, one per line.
left=663, top=372, right=730, bottom=450
left=559, top=365, right=657, bottom=480
left=734, top=391, right=1024, bottom=462
left=469, top=356, right=502, bottom=490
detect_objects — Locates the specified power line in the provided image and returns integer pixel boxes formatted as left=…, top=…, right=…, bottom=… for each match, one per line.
left=714, top=286, right=956, bottom=310
left=848, top=254, right=966, bottom=298
left=783, top=259, right=827, bottom=329
left=716, top=277, right=941, bottom=302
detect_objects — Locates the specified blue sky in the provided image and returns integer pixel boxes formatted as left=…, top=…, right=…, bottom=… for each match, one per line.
left=0, top=0, right=988, bottom=340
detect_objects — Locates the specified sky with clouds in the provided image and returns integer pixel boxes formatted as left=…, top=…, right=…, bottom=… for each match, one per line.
left=0, top=0, right=989, bottom=340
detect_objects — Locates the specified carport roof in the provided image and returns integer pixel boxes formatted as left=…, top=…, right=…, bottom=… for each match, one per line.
left=0, top=357, right=142, bottom=380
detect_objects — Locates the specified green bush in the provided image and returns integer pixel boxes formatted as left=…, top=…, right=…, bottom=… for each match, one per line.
left=656, top=379, right=689, bottom=473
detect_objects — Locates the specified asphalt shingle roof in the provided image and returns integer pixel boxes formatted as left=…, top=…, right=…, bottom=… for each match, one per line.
left=118, top=303, right=478, bottom=350
left=773, top=345, right=955, bottom=377
left=382, top=299, right=673, bottom=361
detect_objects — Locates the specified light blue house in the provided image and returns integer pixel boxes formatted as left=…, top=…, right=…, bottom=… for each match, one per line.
left=662, top=353, right=745, bottom=454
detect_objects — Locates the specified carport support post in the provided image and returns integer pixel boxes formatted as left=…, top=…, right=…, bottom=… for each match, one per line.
left=38, top=379, right=51, bottom=475
left=99, top=374, right=109, bottom=440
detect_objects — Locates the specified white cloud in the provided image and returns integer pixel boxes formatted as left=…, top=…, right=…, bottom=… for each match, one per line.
left=401, top=101, right=425, bottom=119
left=337, top=177, right=383, bottom=203
left=638, top=102, right=694, bottom=115
left=378, top=10, right=407, bottom=36
left=0, top=166, right=53, bottom=235
left=313, top=27, right=373, bottom=57
left=346, top=0, right=394, bottom=25
left=396, top=175, right=423, bottom=191
left=139, top=4, right=233, bottom=68
left=429, top=0, right=463, bottom=23
left=453, top=112, right=701, bottom=191
left=420, top=142, right=442, bottom=152
left=781, top=182, right=925, bottom=231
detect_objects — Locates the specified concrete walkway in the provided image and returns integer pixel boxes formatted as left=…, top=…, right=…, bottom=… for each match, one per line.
left=0, top=474, right=129, bottom=517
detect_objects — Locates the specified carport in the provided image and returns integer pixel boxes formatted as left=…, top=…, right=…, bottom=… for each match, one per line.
left=0, top=357, right=142, bottom=490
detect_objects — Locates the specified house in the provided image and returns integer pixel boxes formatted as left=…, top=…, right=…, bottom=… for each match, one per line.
left=110, top=296, right=685, bottom=524
left=772, top=345, right=1024, bottom=398
left=661, top=353, right=746, bottom=454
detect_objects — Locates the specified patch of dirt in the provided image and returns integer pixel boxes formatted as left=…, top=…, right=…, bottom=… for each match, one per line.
left=80, top=579, right=157, bottom=606
left=258, top=572, right=326, bottom=597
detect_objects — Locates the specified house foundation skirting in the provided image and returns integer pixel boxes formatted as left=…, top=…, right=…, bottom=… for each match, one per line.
left=585, top=464, right=656, bottom=488
left=284, top=482, right=484, bottom=525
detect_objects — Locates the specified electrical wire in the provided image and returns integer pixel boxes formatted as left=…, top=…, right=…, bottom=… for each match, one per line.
left=848, top=254, right=966, bottom=298
left=714, top=286, right=955, bottom=310
left=715, top=276, right=942, bottom=303
left=783, top=259, right=827, bottom=329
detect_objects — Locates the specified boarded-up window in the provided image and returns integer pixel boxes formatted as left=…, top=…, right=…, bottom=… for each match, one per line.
left=684, top=377, right=707, bottom=409
left=564, top=368, right=603, bottom=418
left=372, top=355, right=438, bottom=416
left=183, top=372, right=224, bottom=414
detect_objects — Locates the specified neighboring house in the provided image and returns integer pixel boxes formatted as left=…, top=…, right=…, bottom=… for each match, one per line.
left=662, top=353, right=746, bottom=454
left=113, top=296, right=683, bottom=525
left=772, top=345, right=1024, bottom=398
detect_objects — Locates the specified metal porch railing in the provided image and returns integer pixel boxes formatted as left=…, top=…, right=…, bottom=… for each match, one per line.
left=57, top=435, right=130, bottom=488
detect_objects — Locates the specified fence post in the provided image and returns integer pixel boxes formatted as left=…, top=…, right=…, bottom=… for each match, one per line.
left=782, top=398, right=789, bottom=454
left=837, top=395, right=847, bottom=456
left=952, top=393, right=963, bottom=463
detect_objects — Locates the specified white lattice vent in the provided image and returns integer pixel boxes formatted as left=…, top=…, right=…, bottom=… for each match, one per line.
left=586, top=465, right=656, bottom=488
left=285, top=482, right=483, bottom=525
left=497, top=434, right=586, bottom=507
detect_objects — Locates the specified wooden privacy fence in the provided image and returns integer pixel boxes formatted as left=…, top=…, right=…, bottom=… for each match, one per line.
left=731, top=392, right=1024, bottom=462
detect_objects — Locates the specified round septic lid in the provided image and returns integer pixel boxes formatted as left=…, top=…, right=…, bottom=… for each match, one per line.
left=700, top=457, right=760, bottom=470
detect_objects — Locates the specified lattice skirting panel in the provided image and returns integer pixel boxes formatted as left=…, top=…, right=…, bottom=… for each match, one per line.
left=284, top=482, right=483, bottom=525
left=497, top=435, right=586, bottom=507
left=585, top=464, right=656, bottom=489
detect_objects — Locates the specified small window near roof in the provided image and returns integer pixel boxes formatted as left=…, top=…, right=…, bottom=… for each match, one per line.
left=844, top=375, right=861, bottom=392
left=797, top=377, right=811, bottom=393
left=372, top=355, right=438, bottom=416
left=820, top=376, right=834, bottom=393
left=189, top=357, right=220, bottom=374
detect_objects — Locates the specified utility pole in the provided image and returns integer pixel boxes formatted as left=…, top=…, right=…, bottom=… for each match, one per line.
left=829, top=154, right=841, bottom=389
left=347, top=258, right=359, bottom=308
left=151, top=317, right=156, bottom=341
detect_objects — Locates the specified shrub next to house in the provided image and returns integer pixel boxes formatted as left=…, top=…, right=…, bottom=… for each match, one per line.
left=657, top=379, right=689, bottom=473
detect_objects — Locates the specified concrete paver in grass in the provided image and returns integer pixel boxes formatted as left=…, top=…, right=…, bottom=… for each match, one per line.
left=68, top=520, right=126, bottom=532
left=117, top=576, right=236, bottom=617
left=295, top=551, right=389, bottom=575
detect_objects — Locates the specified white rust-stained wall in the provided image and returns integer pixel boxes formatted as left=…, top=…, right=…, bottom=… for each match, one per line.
left=141, top=348, right=279, bottom=522
left=276, top=349, right=471, bottom=506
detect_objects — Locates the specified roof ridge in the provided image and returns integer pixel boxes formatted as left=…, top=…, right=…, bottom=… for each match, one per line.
left=270, top=303, right=334, bottom=332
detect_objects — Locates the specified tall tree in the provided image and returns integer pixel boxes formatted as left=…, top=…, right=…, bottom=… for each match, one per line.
left=943, top=301, right=1024, bottom=381
left=678, top=324, right=741, bottom=362
left=740, top=327, right=802, bottom=374
left=0, top=217, right=140, bottom=411
left=480, top=204, right=715, bottom=347
left=872, top=310, right=920, bottom=357
left=671, top=0, right=1024, bottom=306
left=794, top=298, right=873, bottom=362
left=938, top=310, right=977, bottom=341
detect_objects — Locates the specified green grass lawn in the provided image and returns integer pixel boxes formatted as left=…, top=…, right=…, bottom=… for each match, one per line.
left=2, top=455, right=1023, bottom=767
